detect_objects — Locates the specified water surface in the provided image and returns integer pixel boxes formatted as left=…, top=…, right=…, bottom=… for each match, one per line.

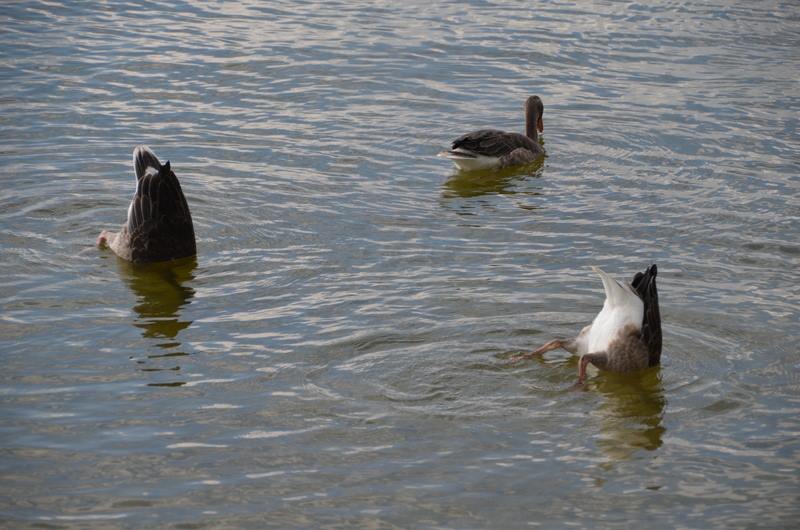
left=1, top=0, right=799, bottom=528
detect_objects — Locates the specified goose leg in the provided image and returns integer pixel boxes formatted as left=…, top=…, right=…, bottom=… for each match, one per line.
left=577, top=352, right=608, bottom=385
left=508, top=339, right=565, bottom=363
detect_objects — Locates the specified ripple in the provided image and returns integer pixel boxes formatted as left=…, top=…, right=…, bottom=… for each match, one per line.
left=166, top=442, right=228, bottom=449
left=1, top=0, right=799, bottom=527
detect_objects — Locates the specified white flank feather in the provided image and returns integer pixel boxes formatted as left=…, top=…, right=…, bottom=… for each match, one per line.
left=438, top=149, right=500, bottom=171
left=585, top=266, right=643, bottom=353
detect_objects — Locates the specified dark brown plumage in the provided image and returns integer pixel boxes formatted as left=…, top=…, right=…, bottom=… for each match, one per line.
left=631, top=264, right=662, bottom=367
left=451, top=128, right=543, bottom=159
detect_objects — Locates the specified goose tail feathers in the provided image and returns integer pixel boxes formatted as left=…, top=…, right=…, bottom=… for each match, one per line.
left=133, top=145, right=162, bottom=180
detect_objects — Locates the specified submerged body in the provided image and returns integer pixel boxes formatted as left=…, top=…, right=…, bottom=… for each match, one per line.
left=98, top=146, right=196, bottom=263
left=439, top=95, right=545, bottom=171
left=512, top=265, right=661, bottom=385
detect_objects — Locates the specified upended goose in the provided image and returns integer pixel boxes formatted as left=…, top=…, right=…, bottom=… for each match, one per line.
left=511, top=265, right=662, bottom=385
left=439, top=95, right=545, bottom=171
left=98, top=145, right=196, bottom=263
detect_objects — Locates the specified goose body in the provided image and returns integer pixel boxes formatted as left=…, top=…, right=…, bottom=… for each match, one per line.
left=98, top=146, right=196, bottom=263
left=512, top=265, right=662, bottom=384
left=439, top=96, right=545, bottom=171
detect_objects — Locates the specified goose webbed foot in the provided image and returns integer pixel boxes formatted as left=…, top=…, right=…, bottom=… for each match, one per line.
left=97, top=230, right=111, bottom=248
left=571, top=379, right=588, bottom=390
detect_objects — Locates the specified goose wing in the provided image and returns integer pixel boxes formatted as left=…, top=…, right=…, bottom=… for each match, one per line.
left=126, top=147, right=196, bottom=262
left=127, top=163, right=192, bottom=235
left=452, top=129, right=539, bottom=158
left=631, top=264, right=662, bottom=366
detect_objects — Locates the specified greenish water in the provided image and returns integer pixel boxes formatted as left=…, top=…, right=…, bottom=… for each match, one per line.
left=1, top=1, right=799, bottom=528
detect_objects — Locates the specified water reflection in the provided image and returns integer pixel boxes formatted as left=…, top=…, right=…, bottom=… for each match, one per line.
left=592, top=368, right=666, bottom=462
left=441, top=160, right=544, bottom=199
left=114, top=256, right=197, bottom=347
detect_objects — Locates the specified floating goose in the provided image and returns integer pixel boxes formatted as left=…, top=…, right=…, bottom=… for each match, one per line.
left=511, top=265, right=662, bottom=385
left=439, top=95, right=545, bottom=171
left=98, top=145, right=196, bottom=263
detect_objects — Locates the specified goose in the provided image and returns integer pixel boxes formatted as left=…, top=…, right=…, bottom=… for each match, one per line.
left=511, top=265, right=662, bottom=385
left=98, top=145, right=196, bottom=263
left=439, top=95, right=545, bottom=171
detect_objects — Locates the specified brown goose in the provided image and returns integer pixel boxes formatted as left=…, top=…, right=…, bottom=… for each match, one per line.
left=98, top=146, right=196, bottom=263
left=511, top=265, right=662, bottom=385
left=439, top=95, right=545, bottom=171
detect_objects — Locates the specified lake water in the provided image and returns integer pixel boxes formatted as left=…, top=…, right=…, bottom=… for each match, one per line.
left=1, top=0, right=799, bottom=528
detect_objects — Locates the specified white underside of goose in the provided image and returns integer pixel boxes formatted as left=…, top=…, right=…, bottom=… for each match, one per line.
left=437, top=149, right=500, bottom=171
left=576, top=267, right=644, bottom=355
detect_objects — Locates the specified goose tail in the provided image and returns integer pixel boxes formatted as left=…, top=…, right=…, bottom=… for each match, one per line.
left=591, top=266, right=634, bottom=308
left=133, top=145, right=162, bottom=180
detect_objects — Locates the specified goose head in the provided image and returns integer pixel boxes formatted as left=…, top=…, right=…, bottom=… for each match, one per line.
left=525, top=95, right=544, bottom=138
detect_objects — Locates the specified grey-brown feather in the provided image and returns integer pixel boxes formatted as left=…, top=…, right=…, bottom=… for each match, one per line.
left=601, top=324, right=651, bottom=372
left=498, top=147, right=541, bottom=168
left=451, top=129, right=543, bottom=158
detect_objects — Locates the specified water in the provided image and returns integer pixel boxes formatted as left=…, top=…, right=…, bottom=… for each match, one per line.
left=1, top=0, right=799, bottom=527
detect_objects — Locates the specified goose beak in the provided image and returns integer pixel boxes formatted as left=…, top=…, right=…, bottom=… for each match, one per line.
left=537, top=115, right=544, bottom=133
